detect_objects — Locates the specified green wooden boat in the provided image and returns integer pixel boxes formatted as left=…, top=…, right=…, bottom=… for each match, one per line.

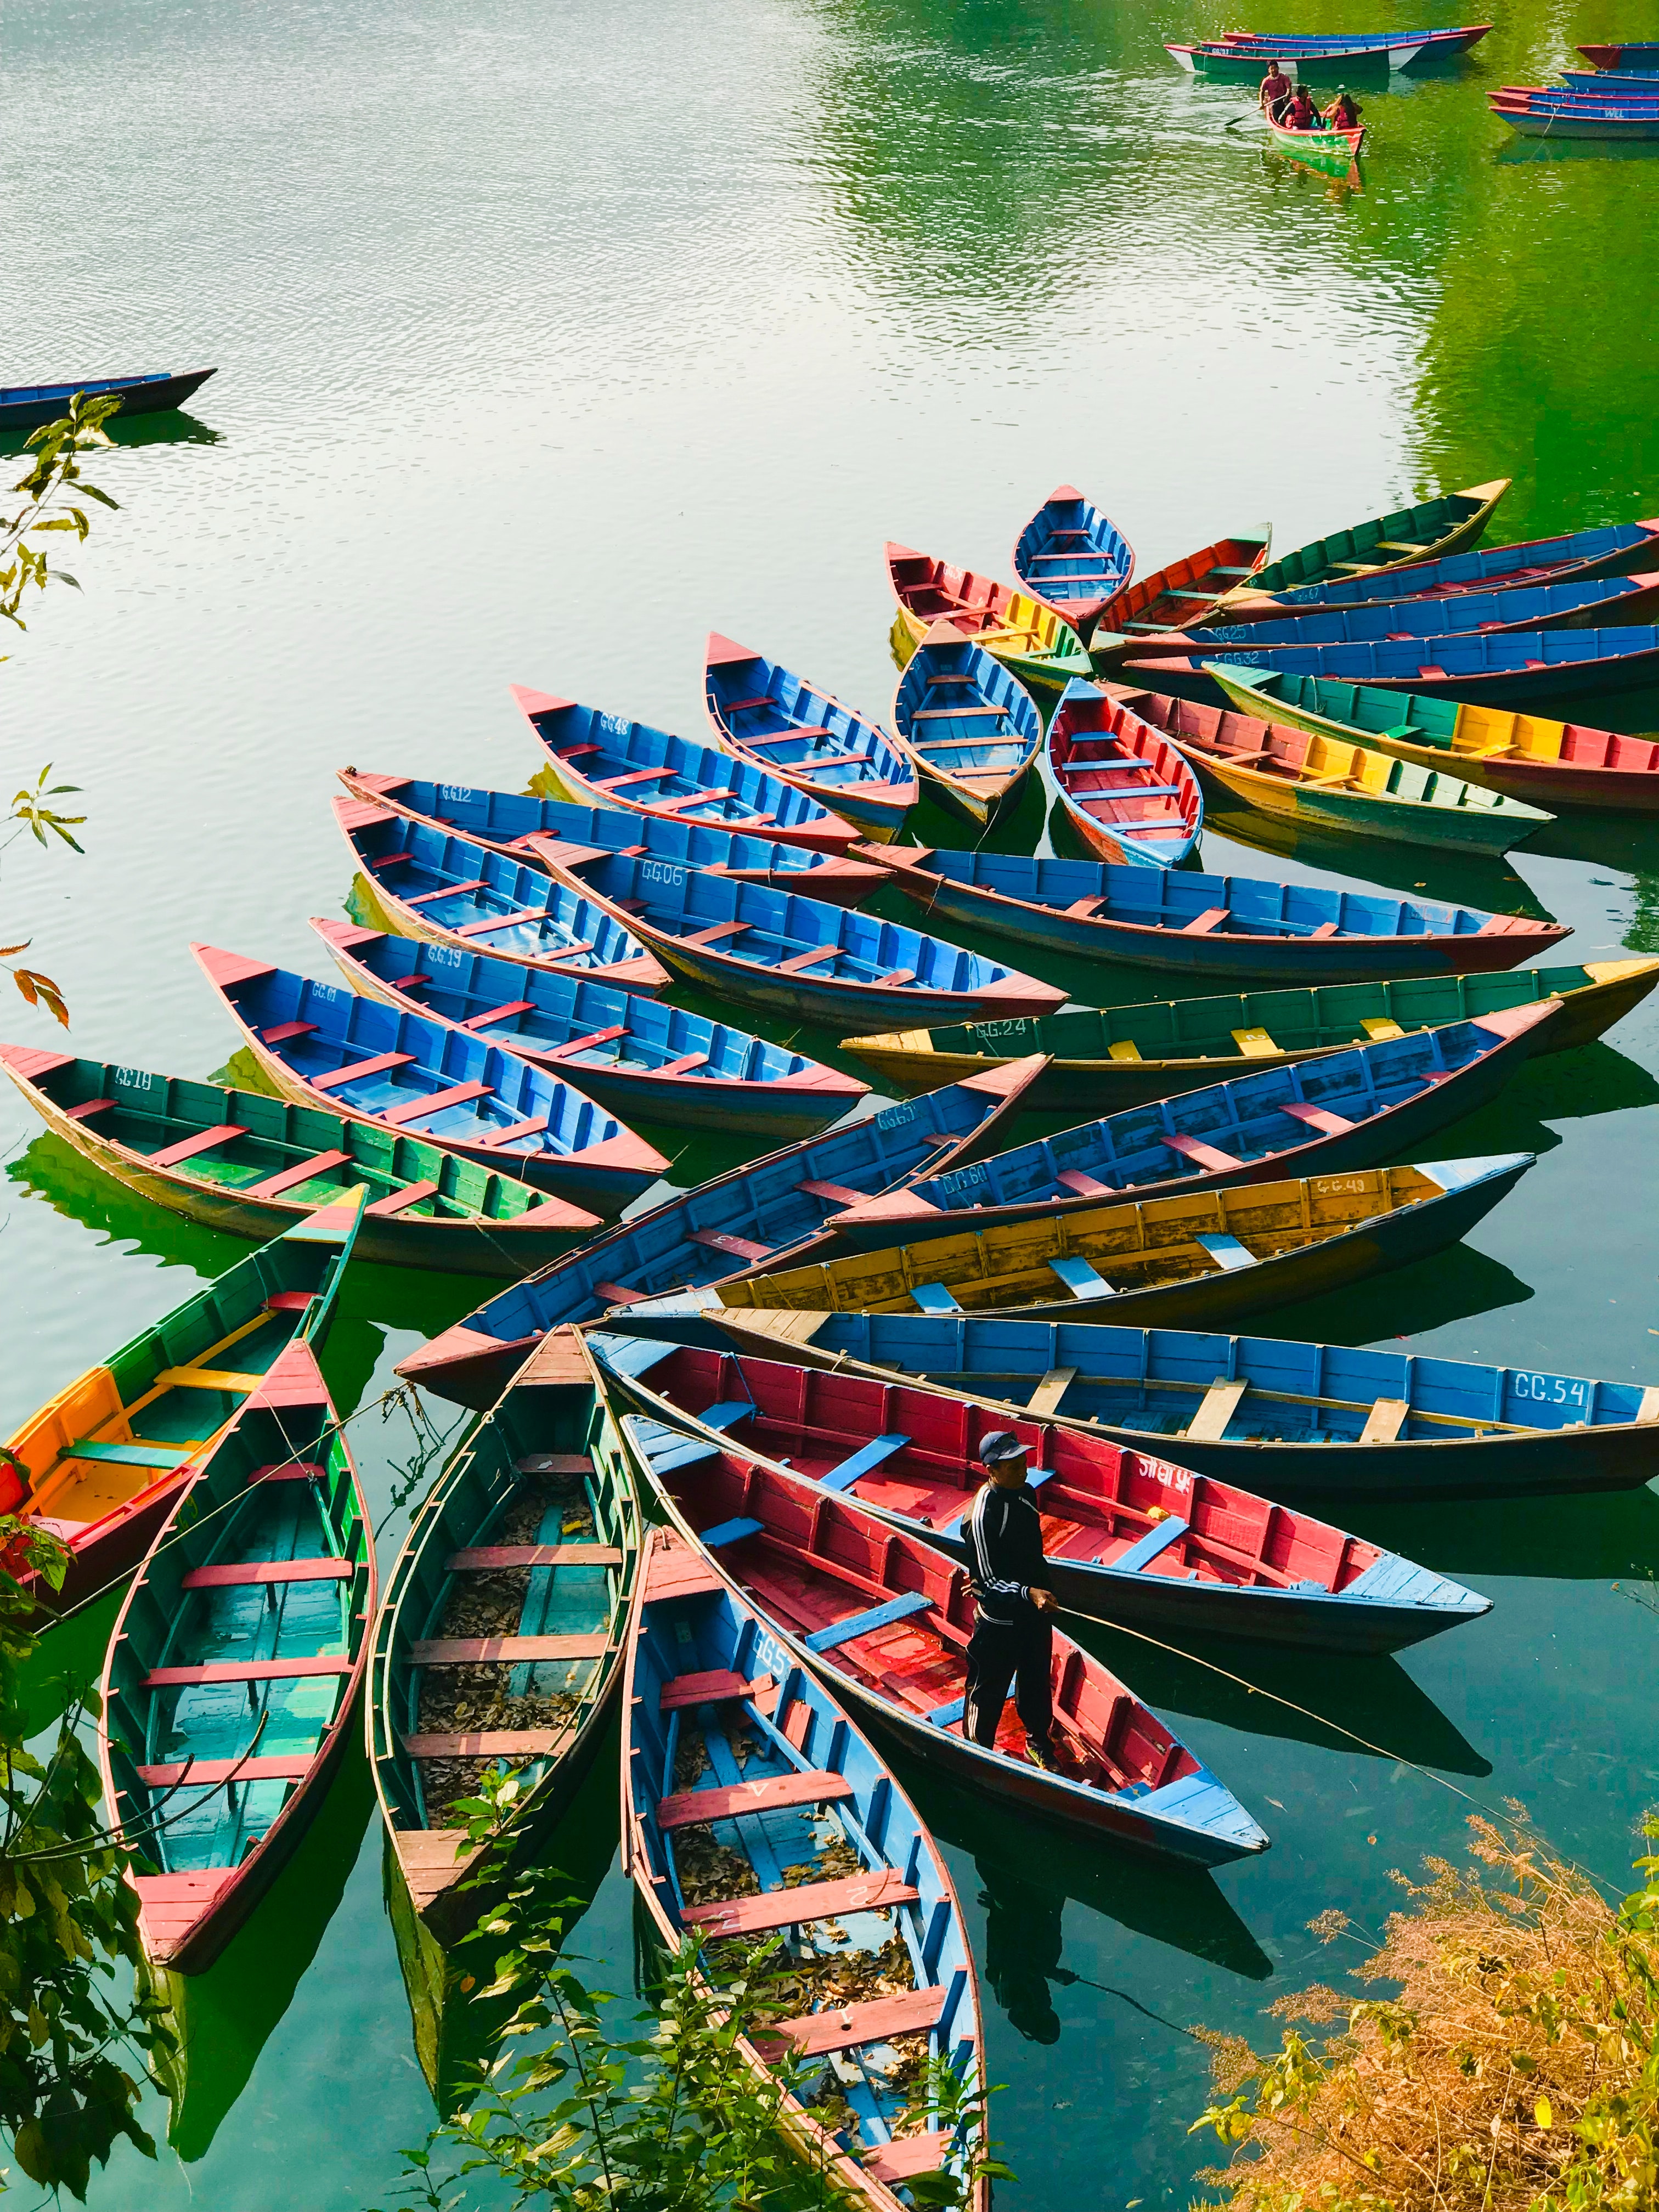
left=1212, top=482, right=1510, bottom=613
left=841, top=956, right=1659, bottom=1110
left=0, top=1043, right=598, bottom=1275
left=368, top=1328, right=641, bottom=1945
left=100, top=1326, right=376, bottom=1976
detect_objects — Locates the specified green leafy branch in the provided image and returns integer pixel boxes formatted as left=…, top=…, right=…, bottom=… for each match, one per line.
left=1, top=394, right=122, bottom=639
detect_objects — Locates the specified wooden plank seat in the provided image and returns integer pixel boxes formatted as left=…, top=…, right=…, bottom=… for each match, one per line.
left=659, top=1668, right=772, bottom=1711
left=1048, top=1255, right=1115, bottom=1302
left=1065, top=896, right=1107, bottom=919
left=1278, top=1100, right=1357, bottom=1136
left=1164, top=1131, right=1245, bottom=1173
left=1111, top=1516, right=1190, bottom=1572
left=155, top=1365, right=264, bottom=1392
left=459, top=1000, right=538, bottom=1030
left=652, top=788, right=741, bottom=811
left=149, top=1124, right=250, bottom=1169
left=454, top=911, right=564, bottom=940
left=1185, top=1378, right=1250, bottom=1443
left=514, top=1452, right=594, bottom=1475
left=365, top=1180, right=442, bottom=1217
left=401, top=1728, right=569, bottom=1758
left=596, top=767, right=675, bottom=790
left=408, top=1633, right=611, bottom=1665
left=867, top=2134, right=953, bottom=2185
left=557, top=742, right=603, bottom=760
left=1307, top=922, right=1342, bottom=940
left=732, top=726, right=833, bottom=748
left=774, top=945, right=839, bottom=974
left=595, top=1280, right=644, bottom=1304
left=366, top=850, right=413, bottom=869
left=819, top=1435, right=911, bottom=1492
left=545, top=1025, right=628, bottom=1060
left=797, top=1178, right=867, bottom=1205
left=1107, top=1039, right=1143, bottom=1061
left=445, top=1544, right=623, bottom=1571
left=239, top=1150, right=353, bottom=1199
left=722, top=695, right=779, bottom=713
left=63, top=1096, right=116, bottom=1120
left=1182, top=909, right=1230, bottom=934
left=653, top=1052, right=709, bottom=1076
left=259, top=1020, right=320, bottom=1043
left=64, top=1437, right=191, bottom=1469
left=380, top=1081, right=494, bottom=1127
left=180, top=1558, right=353, bottom=1589
left=477, top=1115, right=549, bottom=1148
left=135, top=1755, right=314, bottom=1786
left=142, top=1656, right=354, bottom=1688
left=657, top=1768, right=855, bottom=1830
left=1056, top=1168, right=1114, bottom=1198
left=681, top=1867, right=918, bottom=1938
left=910, top=1283, right=962, bottom=1313
left=686, top=1228, right=774, bottom=1261
left=803, top=1591, right=933, bottom=1653
left=1026, top=1366, right=1078, bottom=1418
left=881, top=968, right=916, bottom=985
left=681, top=921, right=752, bottom=949
left=1361, top=1017, right=1406, bottom=1041
left=1195, top=1232, right=1258, bottom=1271
left=754, top=1985, right=947, bottom=2061
left=249, top=1460, right=329, bottom=1481
left=309, top=1051, right=417, bottom=1092
left=1232, top=1028, right=1279, bottom=1058
left=403, top=878, right=488, bottom=907
left=1359, top=1396, right=1412, bottom=1443
left=911, top=706, right=1011, bottom=720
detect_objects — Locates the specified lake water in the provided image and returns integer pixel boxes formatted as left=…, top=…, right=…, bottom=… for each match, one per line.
left=5, top=0, right=1659, bottom=2203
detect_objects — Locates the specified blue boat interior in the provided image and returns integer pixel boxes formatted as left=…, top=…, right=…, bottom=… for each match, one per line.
left=895, top=634, right=1043, bottom=780
left=705, top=642, right=912, bottom=791
left=1200, top=573, right=1650, bottom=649
left=1187, top=624, right=1659, bottom=683
left=1256, top=521, right=1656, bottom=610
left=1014, top=491, right=1133, bottom=608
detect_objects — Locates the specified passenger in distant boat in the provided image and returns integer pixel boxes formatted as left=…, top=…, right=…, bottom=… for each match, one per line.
left=1284, top=88, right=1319, bottom=130
left=1259, top=59, right=1294, bottom=120
left=963, top=1431, right=1059, bottom=1773
left=1324, top=87, right=1361, bottom=128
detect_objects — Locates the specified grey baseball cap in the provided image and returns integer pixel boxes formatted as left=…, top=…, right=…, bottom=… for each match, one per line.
left=978, top=1430, right=1029, bottom=1468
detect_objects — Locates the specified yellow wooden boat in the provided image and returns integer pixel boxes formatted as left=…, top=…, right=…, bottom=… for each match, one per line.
left=841, top=957, right=1659, bottom=1109
left=693, top=1155, right=1532, bottom=1330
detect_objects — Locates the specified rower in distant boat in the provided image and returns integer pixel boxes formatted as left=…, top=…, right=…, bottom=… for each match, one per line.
left=1324, top=87, right=1362, bottom=127
left=1259, top=58, right=1294, bottom=119
left=964, top=1431, right=1059, bottom=1772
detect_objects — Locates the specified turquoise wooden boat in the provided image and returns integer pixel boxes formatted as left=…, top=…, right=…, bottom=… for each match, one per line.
left=1210, top=482, right=1510, bottom=612
left=892, top=622, right=1045, bottom=828
left=100, top=1329, right=376, bottom=1973
left=368, top=1327, right=640, bottom=1942
left=1011, top=485, right=1134, bottom=643
left=703, top=634, right=917, bottom=843
left=311, top=917, right=868, bottom=1139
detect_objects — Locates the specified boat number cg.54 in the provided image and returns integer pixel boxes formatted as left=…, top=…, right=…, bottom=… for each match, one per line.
left=1509, top=1373, right=1589, bottom=1407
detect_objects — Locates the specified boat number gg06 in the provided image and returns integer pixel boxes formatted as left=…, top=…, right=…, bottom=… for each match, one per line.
left=640, top=861, right=686, bottom=890
left=1509, top=1372, right=1589, bottom=1407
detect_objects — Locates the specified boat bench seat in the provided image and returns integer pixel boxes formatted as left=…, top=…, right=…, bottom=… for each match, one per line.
left=804, top=1591, right=933, bottom=1653
left=659, top=1668, right=772, bottom=1711
left=260, top=1022, right=319, bottom=1045
left=687, top=1228, right=773, bottom=1261
left=819, top=1434, right=911, bottom=1492
left=653, top=1051, right=710, bottom=1076
left=597, top=767, right=675, bottom=790
left=514, top=1452, right=595, bottom=1475
left=156, top=1365, right=263, bottom=1392
left=180, top=1558, right=352, bottom=1589
left=64, top=1438, right=190, bottom=1469
left=1049, top=1255, right=1115, bottom=1302
left=364, top=1180, right=441, bottom=1217
left=1065, top=896, right=1107, bottom=919
left=755, top=1985, right=948, bottom=2061
left=404, top=878, right=488, bottom=908
left=381, top=1081, right=493, bottom=1127
left=1361, top=1016, right=1406, bottom=1041
left=409, top=1633, right=610, bottom=1664
left=1056, top=1168, right=1114, bottom=1198
left=445, top=1544, right=623, bottom=1571
left=63, top=1096, right=116, bottom=1121
left=142, top=1655, right=352, bottom=1687
left=1232, top=1028, right=1279, bottom=1057
left=239, top=1150, right=353, bottom=1200
left=699, top=1516, right=765, bottom=1547
left=909, top=1283, right=962, bottom=1313
left=797, top=1179, right=866, bottom=1204
left=1112, top=1516, right=1190, bottom=1572
left=453, top=910, right=558, bottom=939
left=460, top=1000, right=537, bottom=1031
left=1195, top=1232, right=1257, bottom=1271
left=1107, top=1039, right=1143, bottom=1062
left=657, top=1768, right=854, bottom=1830
left=1164, top=1131, right=1244, bottom=1173
left=1278, top=1100, right=1357, bottom=1137
left=681, top=921, right=752, bottom=949
left=1186, top=1378, right=1249, bottom=1442
left=146, top=1124, right=250, bottom=1170
left=1182, top=908, right=1230, bottom=934
left=402, top=1728, right=567, bottom=1758
left=681, top=1866, right=917, bottom=1938
left=477, top=1115, right=549, bottom=1148
left=310, top=1051, right=417, bottom=1092
left=135, top=1755, right=313, bottom=1787
left=774, top=945, right=839, bottom=974
left=546, top=1025, right=628, bottom=1059
left=1359, top=1396, right=1410, bottom=1443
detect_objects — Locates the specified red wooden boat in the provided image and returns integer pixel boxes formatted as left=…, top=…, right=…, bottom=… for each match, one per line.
left=619, top=1415, right=1269, bottom=1864
left=1094, top=533, right=1272, bottom=641
left=1047, top=679, right=1205, bottom=866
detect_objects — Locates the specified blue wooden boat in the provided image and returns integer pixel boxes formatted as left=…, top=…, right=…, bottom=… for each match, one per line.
left=1047, top=679, right=1204, bottom=868
left=891, top=623, right=1045, bottom=828
left=0, top=368, right=216, bottom=432
left=862, top=843, right=1570, bottom=981
left=703, top=635, right=918, bottom=843
left=1214, top=25, right=1490, bottom=52
left=99, top=1331, right=374, bottom=1973
left=623, top=1415, right=1268, bottom=1866
left=513, top=686, right=859, bottom=855
left=369, top=1327, right=641, bottom=1941
left=193, top=943, right=668, bottom=1215
left=622, top=1523, right=991, bottom=2208
left=592, top=1336, right=1491, bottom=1655
left=806, top=1001, right=1554, bottom=1250
left=1130, top=629, right=1659, bottom=709
left=339, top=771, right=888, bottom=907
left=335, top=797, right=667, bottom=993
left=522, top=838, right=1068, bottom=1032
left=311, top=916, right=870, bottom=1138
left=637, top=1310, right=1659, bottom=1505
left=1175, top=571, right=1659, bottom=652
left=1493, top=95, right=1659, bottom=134
left=1562, top=68, right=1659, bottom=88
left=1578, top=41, right=1659, bottom=69
left=394, top=1059, right=1046, bottom=1408
left=1213, top=519, right=1659, bottom=618
left=1011, top=486, right=1135, bottom=644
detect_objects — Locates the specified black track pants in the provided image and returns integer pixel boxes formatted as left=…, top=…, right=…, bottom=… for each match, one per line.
left=964, top=1609, right=1054, bottom=1753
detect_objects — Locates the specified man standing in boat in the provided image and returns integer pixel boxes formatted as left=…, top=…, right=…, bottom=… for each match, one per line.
left=1259, top=57, right=1294, bottom=121
left=963, top=1431, right=1059, bottom=1771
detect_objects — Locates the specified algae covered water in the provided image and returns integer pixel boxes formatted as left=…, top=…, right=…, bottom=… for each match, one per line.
left=4, top=0, right=1659, bottom=2202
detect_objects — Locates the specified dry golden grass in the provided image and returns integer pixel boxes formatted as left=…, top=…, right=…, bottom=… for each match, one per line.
left=1193, top=1813, right=1659, bottom=2212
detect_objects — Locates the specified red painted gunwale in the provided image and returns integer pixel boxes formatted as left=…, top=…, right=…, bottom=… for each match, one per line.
left=1093, top=534, right=1272, bottom=639
left=1046, top=686, right=1204, bottom=864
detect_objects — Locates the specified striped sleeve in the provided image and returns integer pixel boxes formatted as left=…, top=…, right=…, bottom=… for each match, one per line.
left=966, top=1487, right=1029, bottom=1604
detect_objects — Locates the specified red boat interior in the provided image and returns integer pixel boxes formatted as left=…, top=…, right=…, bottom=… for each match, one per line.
left=1098, top=535, right=1271, bottom=635
left=887, top=545, right=1017, bottom=633
left=635, top=1344, right=1382, bottom=1596
left=1048, top=691, right=1200, bottom=841
left=651, top=1438, right=1201, bottom=1794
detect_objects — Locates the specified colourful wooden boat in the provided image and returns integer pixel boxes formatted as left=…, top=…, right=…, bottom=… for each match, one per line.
left=1047, top=679, right=1204, bottom=867
left=1492, top=98, right=1659, bottom=136
left=0, top=1042, right=599, bottom=1273
left=1578, top=42, right=1659, bottom=69
left=857, top=843, right=1570, bottom=981
left=99, top=1331, right=375, bottom=1974
left=1011, top=487, right=1134, bottom=643
left=338, top=770, right=887, bottom=907
left=1095, top=533, right=1271, bottom=641
left=1216, top=24, right=1491, bottom=55
left=703, top=636, right=918, bottom=844
left=335, top=797, right=667, bottom=993
left=622, top=1522, right=989, bottom=2207
left=1562, top=67, right=1659, bottom=87
left=809, top=1003, right=1553, bottom=1248
left=891, top=622, right=1044, bottom=828
left=837, top=957, right=1659, bottom=1110
left=311, top=917, right=868, bottom=1139
left=1265, top=116, right=1365, bottom=175
left=0, top=368, right=216, bottom=432
left=647, top=1310, right=1659, bottom=1503
left=885, top=543, right=1092, bottom=693
left=368, top=1328, right=640, bottom=1942
left=1103, top=681, right=1551, bottom=854
left=1214, top=520, right=1659, bottom=620
left=621, top=1414, right=1268, bottom=1864
left=1211, top=482, right=1510, bottom=612
left=1496, top=83, right=1659, bottom=104
left=192, top=944, right=667, bottom=1215
left=394, top=1060, right=1045, bottom=1408
left=522, top=837, right=1067, bottom=1032
left=1131, top=628, right=1659, bottom=709
left=514, top=686, right=860, bottom=855
left=690, top=1154, right=1536, bottom=1330
left=1184, top=571, right=1659, bottom=652
left=1171, top=41, right=1395, bottom=78
left=0, top=1188, right=363, bottom=1614
left=1172, top=24, right=1489, bottom=72
left=1206, top=663, right=1659, bottom=810
left=594, top=1336, right=1489, bottom=1654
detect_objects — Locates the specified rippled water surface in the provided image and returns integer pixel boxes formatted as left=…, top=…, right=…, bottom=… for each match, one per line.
left=6, top=0, right=1659, bottom=2203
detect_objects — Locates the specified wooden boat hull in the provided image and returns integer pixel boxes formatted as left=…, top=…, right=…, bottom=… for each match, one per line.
left=887, top=543, right=1092, bottom=693
left=0, top=1189, right=365, bottom=1614
left=1206, top=664, right=1659, bottom=809
left=0, top=1041, right=595, bottom=1277
left=592, top=1339, right=1491, bottom=1655
left=396, top=1060, right=1047, bottom=1409
left=1265, top=119, right=1365, bottom=174
left=619, top=1518, right=989, bottom=2208
left=367, top=1329, right=640, bottom=1944
left=866, top=844, right=1570, bottom=982
left=838, top=957, right=1659, bottom=1109
left=708, top=1154, right=1536, bottom=1331
left=1135, top=627, right=1659, bottom=710
left=703, top=635, right=918, bottom=843
left=1579, top=42, right=1659, bottom=69
left=514, top=686, right=860, bottom=854
left=1186, top=571, right=1659, bottom=648
left=1174, top=41, right=1397, bottom=78
left=651, top=1310, right=1659, bottom=1505
left=1011, top=484, right=1134, bottom=642
left=313, top=918, right=868, bottom=1141
left=101, top=1338, right=376, bottom=1974
left=1098, top=533, right=1271, bottom=641
left=892, top=621, right=1045, bottom=828
left=1212, top=481, right=1509, bottom=611
left=1493, top=104, right=1659, bottom=138
left=1046, top=679, right=1204, bottom=867
left=0, top=368, right=216, bottom=431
